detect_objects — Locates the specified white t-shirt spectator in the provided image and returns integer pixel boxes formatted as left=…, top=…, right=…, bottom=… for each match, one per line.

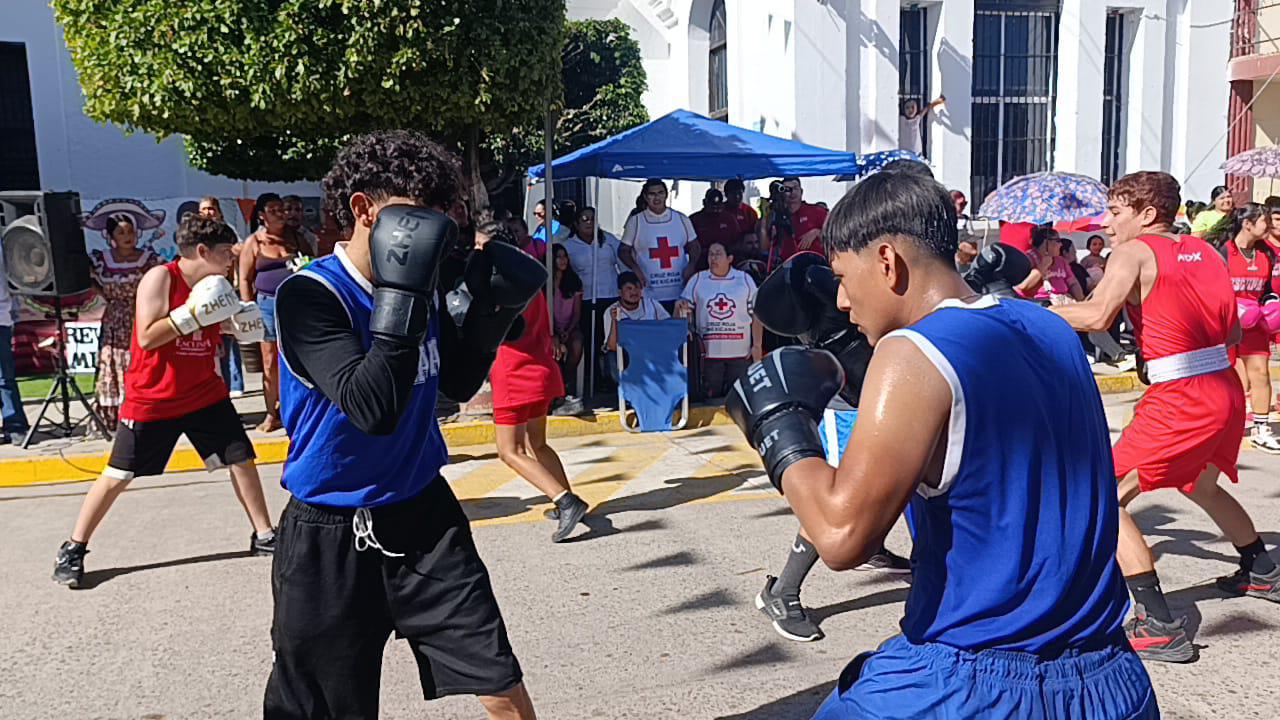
left=601, top=297, right=671, bottom=347
left=898, top=115, right=924, bottom=155
left=560, top=231, right=626, bottom=301
left=680, top=268, right=757, bottom=360
left=621, top=209, right=697, bottom=303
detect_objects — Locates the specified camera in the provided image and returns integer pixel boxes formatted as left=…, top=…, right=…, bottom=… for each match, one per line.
left=768, top=180, right=793, bottom=237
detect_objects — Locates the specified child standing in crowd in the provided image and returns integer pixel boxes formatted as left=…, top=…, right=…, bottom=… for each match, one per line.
left=551, top=244, right=585, bottom=398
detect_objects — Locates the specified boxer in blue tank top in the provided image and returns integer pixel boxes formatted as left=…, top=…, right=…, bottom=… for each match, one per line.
left=263, top=132, right=541, bottom=720
left=727, top=170, right=1158, bottom=718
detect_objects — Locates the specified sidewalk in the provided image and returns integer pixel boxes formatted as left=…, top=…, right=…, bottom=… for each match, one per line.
left=0, top=367, right=1144, bottom=487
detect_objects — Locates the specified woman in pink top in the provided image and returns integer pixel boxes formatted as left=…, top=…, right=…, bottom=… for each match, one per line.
left=1033, top=229, right=1084, bottom=305
left=551, top=244, right=584, bottom=397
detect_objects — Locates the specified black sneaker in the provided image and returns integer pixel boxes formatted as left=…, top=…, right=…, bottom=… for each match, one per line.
left=52, top=541, right=88, bottom=588
left=544, top=507, right=560, bottom=521
left=551, top=493, right=589, bottom=543
left=1125, top=610, right=1197, bottom=663
left=1216, top=564, right=1280, bottom=602
left=854, top=548, right=911, bottom=574
left=250, top=530, right=277, bottom=556
left=755, top=575, right=823, bottom=642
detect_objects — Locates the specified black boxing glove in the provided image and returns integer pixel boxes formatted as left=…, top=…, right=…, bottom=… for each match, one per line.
left=726, top=347, right=844, bottom=493
left=755, top=254, right=874, bottom=406
left=962, top=242, right=1031, bottom=298
left=446, top=240, right=548, bottom=355
left=369, top=205, right=458, bottom=346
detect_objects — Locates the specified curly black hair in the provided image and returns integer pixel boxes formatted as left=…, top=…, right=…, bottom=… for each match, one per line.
left=322, top=130, right=463, bottom=231
left=175, top=214, right=237, bottom=250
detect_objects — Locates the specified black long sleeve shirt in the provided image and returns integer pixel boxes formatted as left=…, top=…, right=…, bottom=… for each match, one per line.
left=275, top=274, right=493, bottom=436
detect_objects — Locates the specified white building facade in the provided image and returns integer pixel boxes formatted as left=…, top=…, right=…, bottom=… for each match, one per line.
left=1, top=1, right=316, bottom=200
left=570, top=0, right=1233, bottom=210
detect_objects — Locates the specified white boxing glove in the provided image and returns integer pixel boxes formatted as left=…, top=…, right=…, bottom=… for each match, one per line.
left=169, top=275, right=240, bottom=335
left=220, top=301, right=266, bottom=343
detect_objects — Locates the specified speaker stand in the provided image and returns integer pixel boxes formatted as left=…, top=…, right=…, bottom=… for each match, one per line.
left=21, top=296, right=112, bottom=448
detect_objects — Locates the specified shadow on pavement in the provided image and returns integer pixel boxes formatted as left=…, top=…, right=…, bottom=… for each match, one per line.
left=660, top=588, right=736, bottom=615
left=713, top=681, right=831, bottom=719
left=1132, top=504, right=1240, bottom=565
left=623, top=550, right=700, bottom=571
left=77, top=551, right=250, bottom=589
left=808, top=586, right=911, bottom=626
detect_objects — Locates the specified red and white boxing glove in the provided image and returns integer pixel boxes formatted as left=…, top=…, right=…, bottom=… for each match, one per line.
left=169, top=275, right=240, bottom=335
left=220, top=301, right=266, bottom=343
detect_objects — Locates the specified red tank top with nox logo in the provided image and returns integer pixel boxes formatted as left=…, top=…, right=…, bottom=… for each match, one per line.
left=1125, top=234, right=1236, bottom=362
left=121, top=261, right=229, bottom=422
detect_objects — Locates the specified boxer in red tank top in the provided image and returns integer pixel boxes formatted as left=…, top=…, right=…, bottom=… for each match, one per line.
left=52, top=216, right=276, bottom=589
left=1054, top=172, right=1280, bottom=663
left=1220, top=204, right=1280, bottom=453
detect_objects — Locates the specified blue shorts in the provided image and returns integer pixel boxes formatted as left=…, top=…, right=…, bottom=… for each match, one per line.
left=811, top=635, right=1158, bottom=720
left=256, top=292, right=278, bottom=342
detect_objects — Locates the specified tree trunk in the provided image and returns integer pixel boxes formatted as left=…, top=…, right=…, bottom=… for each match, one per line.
left=465, top=125, right=490, bottom=212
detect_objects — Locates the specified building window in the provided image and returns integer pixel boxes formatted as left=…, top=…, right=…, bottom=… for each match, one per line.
left=0, top=43, right=40, bottom=192
left=708, top=0, right=728, bottom=121
left=971, top=1, right=1060, bottom=202
left=899, top=5, right=930, bottom=155
left=1101, top=11, right=1125, bottom=186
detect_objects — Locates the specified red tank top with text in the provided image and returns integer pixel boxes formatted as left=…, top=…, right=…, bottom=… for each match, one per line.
left=1224, top=240, right=1271, bottom=301
left=121, top=261, right=228, bottom=421
left=1124, top=235, right=1235, bottom=362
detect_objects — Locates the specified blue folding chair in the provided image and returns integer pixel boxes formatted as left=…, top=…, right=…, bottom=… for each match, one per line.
left=616, top=319, right=690, bottom=432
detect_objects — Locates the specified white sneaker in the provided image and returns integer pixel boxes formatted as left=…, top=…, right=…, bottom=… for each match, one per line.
left=1250, top=426, right=1280, bottom=454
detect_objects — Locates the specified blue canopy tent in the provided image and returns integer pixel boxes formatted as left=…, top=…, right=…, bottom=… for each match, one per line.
left=527, top=109, right=860, bottom=181
left=528, top=109, right=860, bottom=402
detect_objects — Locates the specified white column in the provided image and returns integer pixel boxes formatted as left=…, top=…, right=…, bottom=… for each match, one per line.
left=853, top=0, right=901, bottom=154
left=1053, top=0, right=1108, bottom=177
left=928, top=0, right=973, bottom=196
left=793, top=0, right=850, bottom=205
left=1120, top=1, right=1170, bottom=174
left=1168, top=0, right=1233, bottom=200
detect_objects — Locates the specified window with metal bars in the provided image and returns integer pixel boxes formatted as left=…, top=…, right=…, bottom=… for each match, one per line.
left=1101, top=11, right=1126, bottom=186
left=971, top=1, right=1060, bottom=203
left=0, top=43, right=40, bottom=192
left=709, top=0, right=728, bottom=121
left=899, top=5, right=930, bottom=155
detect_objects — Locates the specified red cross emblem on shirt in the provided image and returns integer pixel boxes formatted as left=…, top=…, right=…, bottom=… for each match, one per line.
left=648, top=236, right=681, bottom=269
left=707, top=292, right=736, bottom=320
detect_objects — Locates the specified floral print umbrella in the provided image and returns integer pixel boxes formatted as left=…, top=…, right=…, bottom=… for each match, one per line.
left=977, top=171, right=1110, bottom=225
left=1222, top=146, right=1280, bottom=178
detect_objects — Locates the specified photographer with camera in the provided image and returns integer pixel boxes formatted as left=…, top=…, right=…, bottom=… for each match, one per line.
left=760, top=177, right=828, bottom=274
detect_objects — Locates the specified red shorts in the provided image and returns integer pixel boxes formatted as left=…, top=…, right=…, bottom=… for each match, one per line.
left=492, top=400, right=551, bottom=426
left=1232, top=324, right=1272, bottom=360
left=1113, top=369, right=1245, bottom=493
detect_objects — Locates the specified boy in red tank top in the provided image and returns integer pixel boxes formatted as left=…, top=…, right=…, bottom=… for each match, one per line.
left=52, top=216, right=277, bottom=588
left=1054, top=172, right=1280, bottom=663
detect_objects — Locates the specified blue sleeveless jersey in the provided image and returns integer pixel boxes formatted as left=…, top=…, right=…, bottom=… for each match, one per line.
left=887, top=297, right=1128, bottom=654
left=277, top=253, right=448, bottom=508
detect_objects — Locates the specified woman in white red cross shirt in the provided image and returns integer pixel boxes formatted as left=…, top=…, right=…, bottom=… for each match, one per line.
left=675, top=241, right=762, bottom=400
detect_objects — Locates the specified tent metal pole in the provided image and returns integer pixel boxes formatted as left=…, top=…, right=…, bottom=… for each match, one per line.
left=543, top=106, right=555, bottom=329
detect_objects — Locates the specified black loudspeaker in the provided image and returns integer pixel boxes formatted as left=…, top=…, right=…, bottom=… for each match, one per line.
left=2, top=191, right=92, bottom=297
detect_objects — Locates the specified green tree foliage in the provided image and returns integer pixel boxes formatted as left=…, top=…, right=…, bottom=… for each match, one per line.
left=52, top=0, right=566, bottom=180
left=484, top=18, right=648, bottom=193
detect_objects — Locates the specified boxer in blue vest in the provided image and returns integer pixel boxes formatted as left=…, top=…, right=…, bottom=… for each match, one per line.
left=264, top=131, right=543, bottom=720
left=728, top=171, right=1158, bottom=718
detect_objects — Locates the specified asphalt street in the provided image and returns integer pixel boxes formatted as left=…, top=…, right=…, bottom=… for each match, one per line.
left=2, top=424, right=1279, bottom=719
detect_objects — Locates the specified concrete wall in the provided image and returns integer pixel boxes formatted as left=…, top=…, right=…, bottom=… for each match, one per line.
left=6, top=1, right=318, bottom=200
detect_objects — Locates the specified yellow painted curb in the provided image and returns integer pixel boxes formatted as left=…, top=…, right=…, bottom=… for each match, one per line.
left=1095, top=372, right=1142, bottom=395
left=0, top=407, right=735, bottom=489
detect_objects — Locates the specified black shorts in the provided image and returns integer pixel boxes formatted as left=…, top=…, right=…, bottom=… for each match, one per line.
left=264, top=478, right=522, bottom=718
left=105, top=399, right=254, bottom=481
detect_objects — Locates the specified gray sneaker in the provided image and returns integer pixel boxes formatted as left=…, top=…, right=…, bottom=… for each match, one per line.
left=855, top=548, right=911, bottom=574
left=52, top=541, right=88, bottom=588
left=551, top=493, right=589, bottom=543
left=755, top=575, right=823, bottom=642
